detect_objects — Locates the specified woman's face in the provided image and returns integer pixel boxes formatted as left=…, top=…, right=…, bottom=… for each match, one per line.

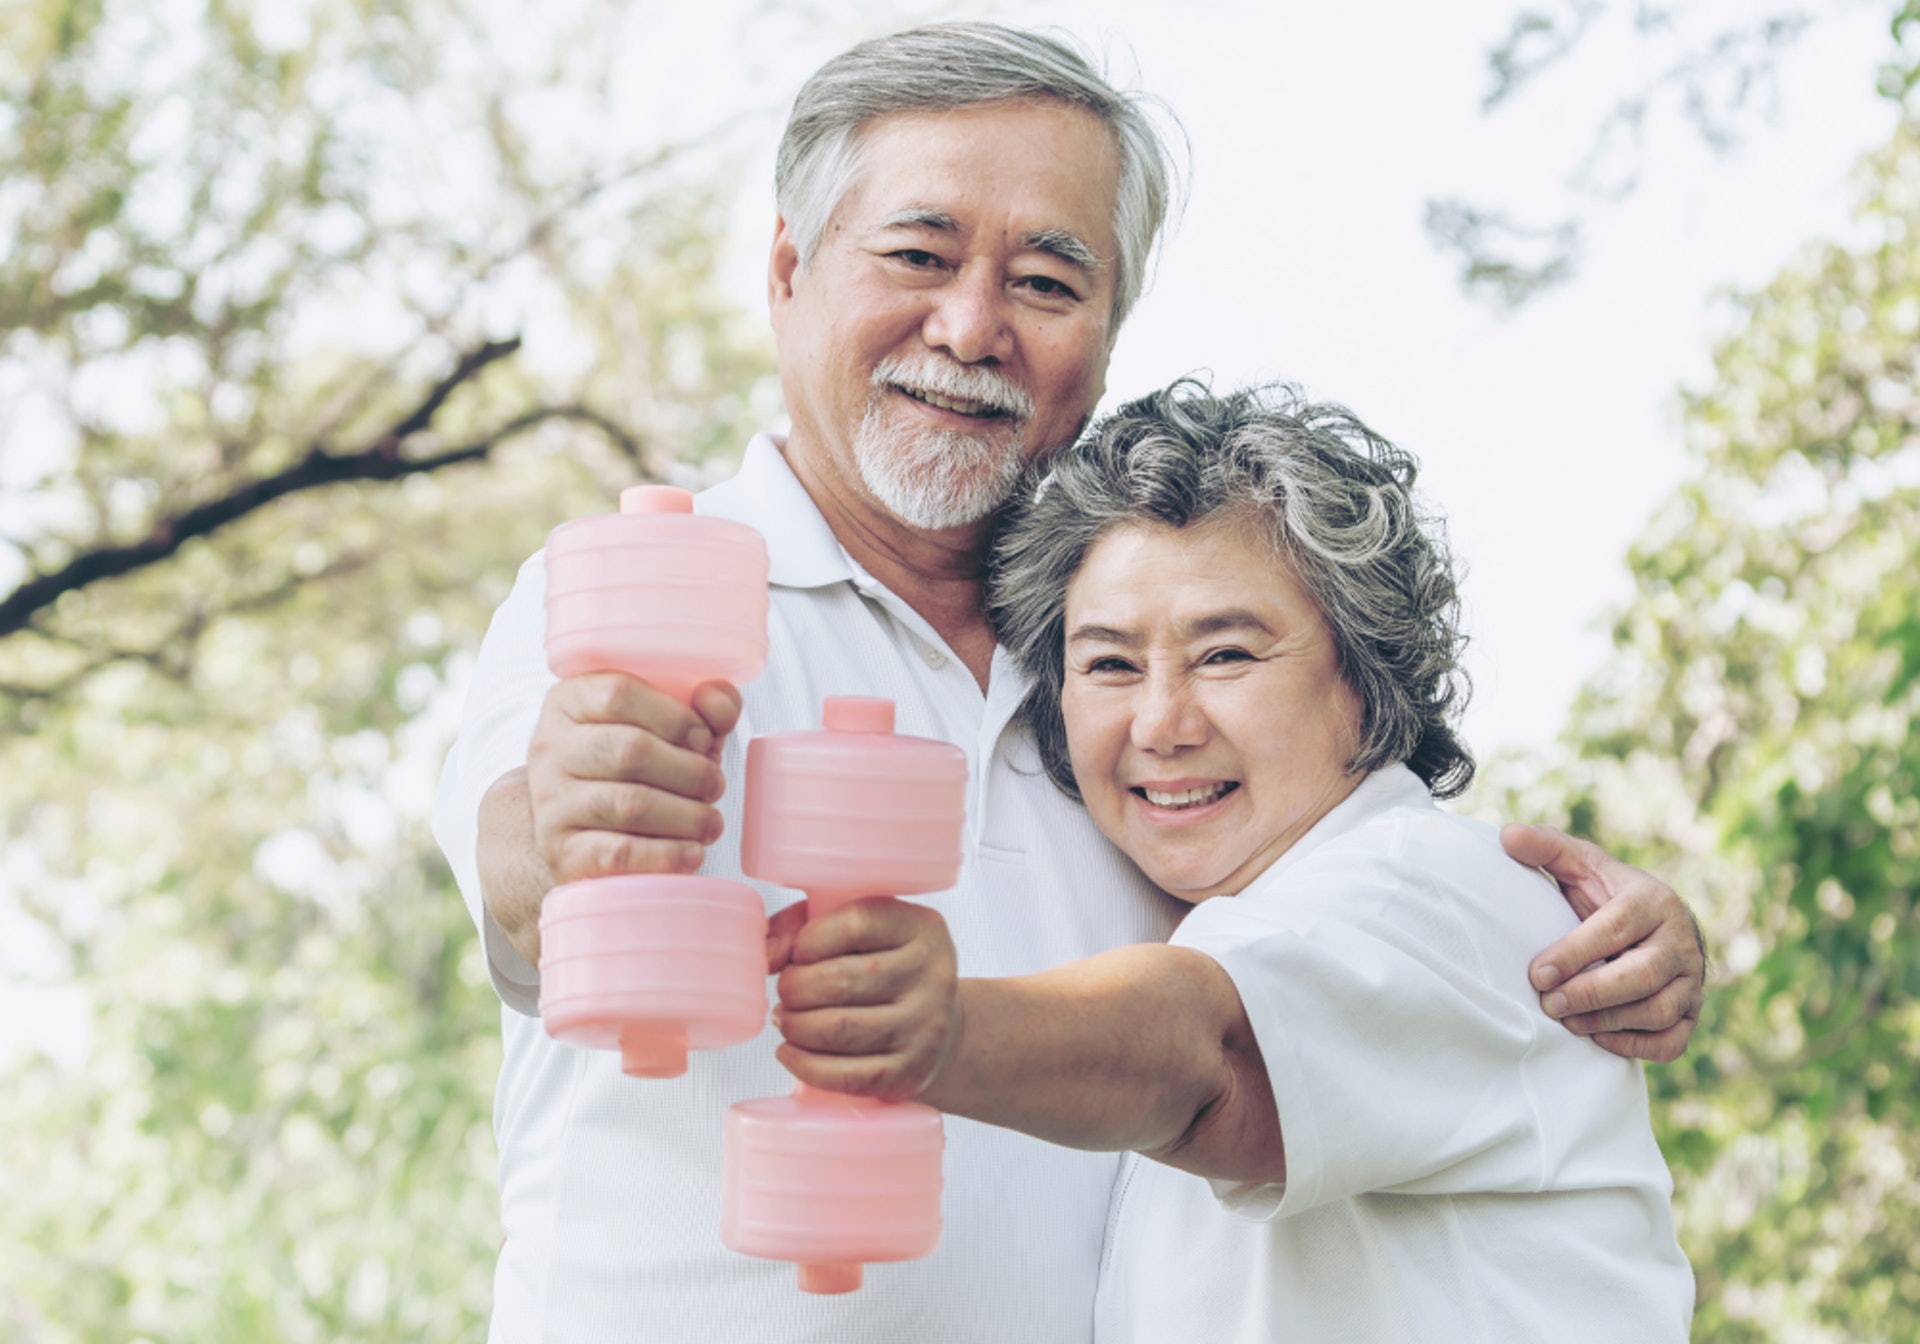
left=1061, top=518, right=1367, bottom=903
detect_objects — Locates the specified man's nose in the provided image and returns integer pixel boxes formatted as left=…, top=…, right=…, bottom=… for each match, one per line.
left=921, top=267, right=1013, bottom=365
left=1130, top=674, right=1207, bottom=755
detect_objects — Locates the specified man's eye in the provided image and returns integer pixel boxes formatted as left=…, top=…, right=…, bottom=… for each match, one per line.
left=893, top=249, right=942, bottom=268
left=1021, top=274, right=1078, bottom=299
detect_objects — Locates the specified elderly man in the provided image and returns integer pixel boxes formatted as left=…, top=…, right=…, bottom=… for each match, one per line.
left=433, top=23, right=1705, bottom=1343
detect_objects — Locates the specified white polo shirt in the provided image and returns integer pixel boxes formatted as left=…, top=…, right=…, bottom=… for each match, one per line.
left=433, top=434, right=1184, bottom=1343
left=1094, top=766, right=1694, bottom=1344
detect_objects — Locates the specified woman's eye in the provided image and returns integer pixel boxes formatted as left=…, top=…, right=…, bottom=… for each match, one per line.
left=1085, top=656, right=1136, bottom=675
left=1203, top=648, right=1253, bottom=666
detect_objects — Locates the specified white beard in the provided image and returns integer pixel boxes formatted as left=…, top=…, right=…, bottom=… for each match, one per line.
left=854, top=414, right=1028, bottom=530
left=853, top=356, right=1034, bottom=531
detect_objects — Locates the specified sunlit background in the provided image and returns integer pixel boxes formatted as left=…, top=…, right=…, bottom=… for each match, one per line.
left=3, top=0, right=1917, bottom=1338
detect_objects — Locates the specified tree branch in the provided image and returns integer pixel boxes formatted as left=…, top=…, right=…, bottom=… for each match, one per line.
left=0, top=339, right=639, bottom=641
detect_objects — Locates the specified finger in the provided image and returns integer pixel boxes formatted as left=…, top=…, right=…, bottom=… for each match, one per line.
left=553, top=673, right=720, bottom=755
left=1588, top=1018, right=1696, bottom=1065
left=689, top=681, right=745, bottom=754
left=546, top=829, right=707, bottom=884
left=765, top=900, right=808, bottom=973
left=790, top=898, right=929, bottom=964
left=774, top=1041, right=913, bottom=1100
left=540, top=721, right=726, bottom=802
left=558, top=778, right=722, bottom=844
left=1557, top=976, right=1698, bottom=1036
left=1541, top=939, right=1682, bottom=1023
left=1529, top=896, right=1664, bottom=997
left=774, top=1002, right=911, bottom=1057
left=1500, top=823, right=1599, bottom=882
left=778, top=949, right=919, bottom=1013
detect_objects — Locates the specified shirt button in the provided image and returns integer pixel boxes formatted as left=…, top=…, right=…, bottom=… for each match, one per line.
left=922, top=644, right=948, bottom=670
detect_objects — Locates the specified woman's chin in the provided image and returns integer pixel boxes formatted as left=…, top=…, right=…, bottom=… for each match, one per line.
left=1138, top=859, right=1240, bottom=905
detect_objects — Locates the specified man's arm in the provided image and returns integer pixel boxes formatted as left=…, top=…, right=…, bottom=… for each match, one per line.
left=767, top=899, right=1285, bottom=1184
left=1502, top=824, right=1708, bottom=1063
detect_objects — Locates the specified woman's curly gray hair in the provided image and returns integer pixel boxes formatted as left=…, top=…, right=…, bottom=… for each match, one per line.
left=988, top=378, right=1474, bottom=800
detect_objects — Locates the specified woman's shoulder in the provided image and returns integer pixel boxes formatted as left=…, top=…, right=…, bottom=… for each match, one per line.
left=1239, top=769, right=1577, bottom=977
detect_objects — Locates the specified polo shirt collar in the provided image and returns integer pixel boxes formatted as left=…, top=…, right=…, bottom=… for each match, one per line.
left=694, top=433, right=859, bottom=591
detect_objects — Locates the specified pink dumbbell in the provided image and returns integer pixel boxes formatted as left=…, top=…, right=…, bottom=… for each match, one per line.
left=721, top=696, right=968, bottom=1293
left=537, top=484, right=771, bottom=1079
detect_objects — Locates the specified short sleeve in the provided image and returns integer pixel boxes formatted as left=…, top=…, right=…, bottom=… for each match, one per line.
left=1172, top=822, right=1556, bottom=1223
left=431, top=550, right=557, bottom=1016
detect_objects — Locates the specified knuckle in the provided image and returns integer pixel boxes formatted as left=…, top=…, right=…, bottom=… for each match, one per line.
left=575, top=677, right=623, bottom=722
left=1650, top=983, right=1688, bottom=1030
left=1624, top=957, right=1662, bottom=1002
left=818, top=1013, right=861, bottom=1054
left=613, top=729, right=657, bottom=778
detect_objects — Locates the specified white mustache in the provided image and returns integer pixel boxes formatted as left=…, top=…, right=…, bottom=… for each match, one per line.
left=872, top=355, right=1034, bottom=421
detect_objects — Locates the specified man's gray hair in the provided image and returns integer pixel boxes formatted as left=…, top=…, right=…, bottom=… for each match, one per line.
left=989, top=379, right=1475, bottom=800
left=776, top=22, right=1182, bottom=328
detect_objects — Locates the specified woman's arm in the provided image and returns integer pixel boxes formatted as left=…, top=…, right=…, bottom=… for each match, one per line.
left=767, top=898, right=1284, bottom=1184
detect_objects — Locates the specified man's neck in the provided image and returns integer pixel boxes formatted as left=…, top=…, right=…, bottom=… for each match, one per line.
left=786, top=444, right=999, bottom=689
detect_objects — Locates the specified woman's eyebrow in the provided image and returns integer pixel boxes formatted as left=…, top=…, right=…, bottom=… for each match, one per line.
left=1066, top=622, right=1137, bottom=647
left=1184, top=610, right=1275, bottom=639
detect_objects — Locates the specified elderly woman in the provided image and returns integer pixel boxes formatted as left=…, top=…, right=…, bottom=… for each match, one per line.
left=767, top=381, right=1694, bottom=1340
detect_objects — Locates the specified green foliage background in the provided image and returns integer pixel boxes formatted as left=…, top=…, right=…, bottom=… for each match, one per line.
left=2, top=0, right=1918, bottom=1340
left=0, top=0, right=776, bottom=1336
left=1485, top=112, right=1920, bottom=1344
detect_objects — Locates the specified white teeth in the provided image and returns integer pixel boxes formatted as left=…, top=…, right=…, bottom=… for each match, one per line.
left=906, top=387, right=999, bottom=417
left=1141, top=783, right=1232, bottom=810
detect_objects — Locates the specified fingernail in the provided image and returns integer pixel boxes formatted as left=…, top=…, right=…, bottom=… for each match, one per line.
left=687, top=725, right=713, bottom=755
left=703, top=815, right=724, bottom=844
left=1532, top=964, right=1562, bottom=991
left=1543, top=991, right=1568, bottom=1017
left=679, top=843, right=704, bottom=871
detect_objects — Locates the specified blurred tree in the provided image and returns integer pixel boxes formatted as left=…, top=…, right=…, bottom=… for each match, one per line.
left=1430, top=0, right=1917, bottom=309
left=1490, top=112, right=1920, bottom=1339
left=0, top=0, right=777, bottom=1337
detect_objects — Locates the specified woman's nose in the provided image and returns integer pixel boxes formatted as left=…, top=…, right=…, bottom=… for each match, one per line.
left=1130, top=675, right=1206, bottom=754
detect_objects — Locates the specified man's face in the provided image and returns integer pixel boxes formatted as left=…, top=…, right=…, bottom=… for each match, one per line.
left=769, top=98, right=1121, bottom=533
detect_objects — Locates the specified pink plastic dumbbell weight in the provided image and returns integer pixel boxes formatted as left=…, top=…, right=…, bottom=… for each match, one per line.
left=722, top=696, right=968, bottom=1293
left=537, top=484, right=771, bottom=1079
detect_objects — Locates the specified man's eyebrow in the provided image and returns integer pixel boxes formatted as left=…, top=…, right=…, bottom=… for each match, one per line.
left=876, top=207, right=961, bottom=234
left=873, top=211, right=1103, bottom=273
left=1023, top=228, right=1103, bottom=273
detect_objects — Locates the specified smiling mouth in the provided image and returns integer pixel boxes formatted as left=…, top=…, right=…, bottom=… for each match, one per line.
left=1134, top=782, right=1239, bottom=811
left=896, top=385, right=1014, bottom=420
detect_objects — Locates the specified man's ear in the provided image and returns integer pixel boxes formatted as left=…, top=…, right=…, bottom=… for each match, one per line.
left=768, top=215, right=802, bottom=319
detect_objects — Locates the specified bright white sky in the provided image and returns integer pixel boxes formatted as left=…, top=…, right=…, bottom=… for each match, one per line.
left=653, top=0, right=1899, bottom=762
left=0, top=0, right=1901, bottom=1063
